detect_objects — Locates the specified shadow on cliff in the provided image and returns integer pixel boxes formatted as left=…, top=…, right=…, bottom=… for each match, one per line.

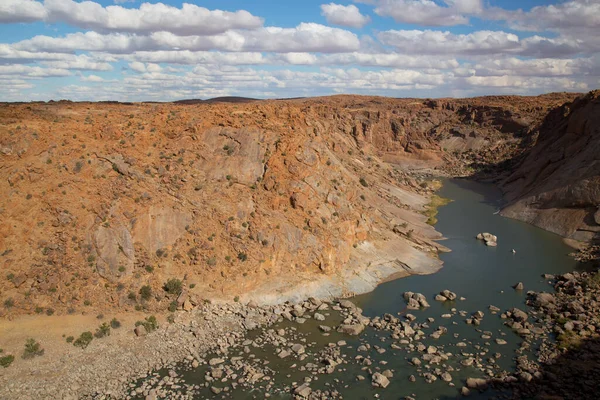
left=440, top=335, right=600, bottom=400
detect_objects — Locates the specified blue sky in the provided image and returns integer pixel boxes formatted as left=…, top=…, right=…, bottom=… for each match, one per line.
left=0, top=0, right=598, bottom=101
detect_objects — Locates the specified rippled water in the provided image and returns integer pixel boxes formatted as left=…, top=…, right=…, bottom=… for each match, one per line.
left=156, top=179, right=587, bottom=399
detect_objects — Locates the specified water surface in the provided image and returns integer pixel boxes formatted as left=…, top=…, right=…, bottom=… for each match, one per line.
left=161, top=179, right=586, bottom=399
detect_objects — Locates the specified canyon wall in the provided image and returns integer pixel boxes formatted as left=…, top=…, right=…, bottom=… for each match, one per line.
left=500, top=91, right=600, bottom=244
left=0, top=92, right=586, bottom=316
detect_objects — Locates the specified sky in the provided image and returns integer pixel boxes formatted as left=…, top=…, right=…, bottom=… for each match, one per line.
left=0, top=0, right=598, bottom=101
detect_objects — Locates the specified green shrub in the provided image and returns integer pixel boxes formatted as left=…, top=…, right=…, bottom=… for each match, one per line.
left=73, top=332, right=93, bottom=349
left=135, top=316, right=159, bottom=333
left=94, top=323, right=110, bottom=338
left=168, top=300, right=177, bottom=312
left=0, top=354, right=15, bottom=368
left=237, top=252, right=248, bottom=262
left=139, top=285, right=152, bottom=301
left=110, top=318, right=121, bottom=329
left=4, top=298, right=14, bottom=309
left=359, top=177, right=368, bottom=187
left=164, top=279, right=182, bottom=295
left=22, top=339, right=44, bottom=359
left=66, top=336, right=74, bottom=343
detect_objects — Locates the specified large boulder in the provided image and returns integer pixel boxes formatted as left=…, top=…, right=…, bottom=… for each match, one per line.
left=337, top=324, right=365, bottom=336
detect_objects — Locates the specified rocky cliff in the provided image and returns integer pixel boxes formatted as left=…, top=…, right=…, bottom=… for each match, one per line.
left=500, top=91, right=600, bottom=244
left=0, top=93, right=583, bottom=316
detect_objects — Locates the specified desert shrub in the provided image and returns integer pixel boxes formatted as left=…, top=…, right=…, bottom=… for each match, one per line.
left=135, top=316, right=159, bottom=333
left=73, top=332, right=93, bottom=349
left=22, top=339, right=44, bottom=359
left=164, top=279, right=182, bottom=295
left=0, top=355, right=14, bottom=368
left=94, top=323, right=110, bottom=338
left=4, top=298, right=14, bottom=309
left=168, top=300, right=178, bottom=312
left=110, top=318, right=121, bottom=329
left=66, top=336, right=74, bottom=343
left=139, top=285, right=152, bottom=301
left=359, top=177, right=368, bottom=187
left=237, top=252, right=248, bottom=262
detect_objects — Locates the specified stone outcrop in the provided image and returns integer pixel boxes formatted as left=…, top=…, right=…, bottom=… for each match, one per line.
left=500, top=91, right=600, bottom=244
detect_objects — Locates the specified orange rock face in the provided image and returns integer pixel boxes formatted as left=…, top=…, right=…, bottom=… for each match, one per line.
left=0, top=93, right=584, bottom=316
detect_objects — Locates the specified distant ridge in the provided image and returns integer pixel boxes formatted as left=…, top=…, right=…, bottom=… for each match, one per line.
left=174, top=96, right=260, bottom=104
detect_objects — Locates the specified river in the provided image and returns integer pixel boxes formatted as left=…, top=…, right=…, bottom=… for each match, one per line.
left=145, top=179, right=587, bottom=399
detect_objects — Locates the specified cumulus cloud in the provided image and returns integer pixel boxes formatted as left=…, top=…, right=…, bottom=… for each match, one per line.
left=378, top=30, right=521, bottom=56
left=0, top=0, right=47, bottom=23
left=14, top=23, right=360, bottom=54
left=1, top=0, right=264, bottom=35
left=80, top=74, right=105, bottom=82
left=493, top=0, right=600, bottom=35
left=0, top=64, right=70, bottom=77
left=320, top=3, right=371, bottom=28
left=359, top=0, right=483, bottom=26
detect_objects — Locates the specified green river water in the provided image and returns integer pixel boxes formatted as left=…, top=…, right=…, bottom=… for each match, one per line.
left=159, top=179, right=589, bottom=399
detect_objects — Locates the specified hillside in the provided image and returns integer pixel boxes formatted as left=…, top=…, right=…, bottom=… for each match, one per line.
left=0, top=93, right=584, bottom=317
left=500, top=90, right=600, bottom=245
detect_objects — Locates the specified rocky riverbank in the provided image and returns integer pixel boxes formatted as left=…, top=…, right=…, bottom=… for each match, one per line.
left=474, top=269, right=600, bottom=399
left=0, top=302, right=281, bottom=399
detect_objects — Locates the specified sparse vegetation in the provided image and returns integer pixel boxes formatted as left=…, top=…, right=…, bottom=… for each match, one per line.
left=139, top=285, right=152, bottom=301
left=73, top=332, right=93, bottom=349
left=0, top=354, right=15, bottom=368
left=423, top=194, right=451, bottom=225
left=164, top=279, right=183, bottom=295
left=4, top=298, right=14, bottom=309
left=94, top=323, right=110, bottom=338
left=110, top=318, right=121, bottom=329
left=22, top=339, right=44, bottom=359
left=135, top=315, right=159, bottom=333
left=359, top=177, right=368, bottom=187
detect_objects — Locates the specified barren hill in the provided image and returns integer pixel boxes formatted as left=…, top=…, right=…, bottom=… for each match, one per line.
left=0, top=92, right=591, bottom=317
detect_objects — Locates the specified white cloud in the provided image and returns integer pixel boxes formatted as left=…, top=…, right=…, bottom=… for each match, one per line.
left=0, top=0, right=263, bottom=35
left=0, top=64, right=70, bottom=77
left=378, top=30, right=521, bottom=56
left=14, top=23, right=360, bottom=54
left=128, top=61, right=146, bottom=72
left=320, top=3, right=371, bottom=28
left=80, top=74, right=105, bottom=82
left=360, top=0, right=482, bottom=26
left=0, top=0, right=47, bottom=23
left=496, top=0, right=600, bottom=35
left=129, top=51, right=267, bottom=66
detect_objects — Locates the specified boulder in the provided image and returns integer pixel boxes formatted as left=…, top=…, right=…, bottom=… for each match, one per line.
left=466, top=377, right=488, bottom=390
left=337, top=324, right=365, bottom=335
left=371, top=372, right=390, bottom=388
left=294, top=383, right=311, bottom=398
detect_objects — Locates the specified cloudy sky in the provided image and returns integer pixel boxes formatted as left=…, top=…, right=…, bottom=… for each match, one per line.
left=0, top=0, right=598, bottom=101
